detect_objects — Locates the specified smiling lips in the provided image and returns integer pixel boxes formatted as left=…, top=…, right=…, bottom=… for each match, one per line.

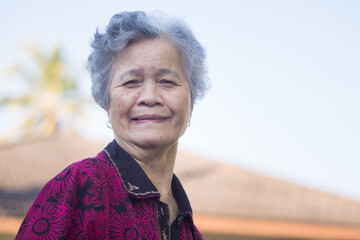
left=132, top=114, right=170, bottom=123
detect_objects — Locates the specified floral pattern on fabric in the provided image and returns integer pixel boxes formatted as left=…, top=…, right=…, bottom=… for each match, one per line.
left=17, top=203, right=62, bottom=240
left=88, top=159, right=125, bottom=207
left=64, top=209, right=84, bottom=239
left=16, top=147, right=203, bottom=240
left=42, top=166, right=77, bottom=197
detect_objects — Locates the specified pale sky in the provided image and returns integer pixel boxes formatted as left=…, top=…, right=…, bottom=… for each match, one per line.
left=1, top=0, right=359, bottom=200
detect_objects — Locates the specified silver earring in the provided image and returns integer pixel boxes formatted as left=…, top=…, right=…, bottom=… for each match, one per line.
left=106, top=121, right=112, bottom=129
left=187, top=120, right=191, bottom=127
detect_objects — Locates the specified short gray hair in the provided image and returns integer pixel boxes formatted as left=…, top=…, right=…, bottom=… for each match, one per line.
left=87, top=11, right=209, bottom=109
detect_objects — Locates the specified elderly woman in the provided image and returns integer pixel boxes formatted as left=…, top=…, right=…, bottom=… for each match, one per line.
left=16, top=11, right=208, bottom=240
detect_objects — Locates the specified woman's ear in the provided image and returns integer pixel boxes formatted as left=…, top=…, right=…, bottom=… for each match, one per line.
left=107, top=109, right=111, bottom=121
left=189, top=105, right=193, bottom=119
left=105, top=104, right=111, bottom=120
left=106, top=106, right=113, bottom=129
left=188, top=104, right=194, bottom=122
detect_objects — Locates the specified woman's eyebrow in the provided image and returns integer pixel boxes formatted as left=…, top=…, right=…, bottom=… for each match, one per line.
left=155, top=68, right=181, bottom=78
left=120, top=69, right=142, bottom=81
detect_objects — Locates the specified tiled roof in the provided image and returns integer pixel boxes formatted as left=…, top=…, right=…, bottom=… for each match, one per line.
left=175, top=152, right=360, bottom=227
left=1, top=133, right=360, bottom=228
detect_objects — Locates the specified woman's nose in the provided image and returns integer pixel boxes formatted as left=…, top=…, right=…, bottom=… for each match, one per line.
left=136, top=81, right=163, bottom=107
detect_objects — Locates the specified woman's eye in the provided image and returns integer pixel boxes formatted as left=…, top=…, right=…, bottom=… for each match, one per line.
left=160, top=79, right=177, bottom=86
left=123, top=80, right=140, bottom=87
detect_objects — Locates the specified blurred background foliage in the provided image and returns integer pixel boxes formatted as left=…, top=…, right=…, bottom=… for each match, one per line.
left=0, top=45, right=92, bottom=144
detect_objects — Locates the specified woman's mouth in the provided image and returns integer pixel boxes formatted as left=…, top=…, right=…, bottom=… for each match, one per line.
left=132, top=114, right=170, bottom=123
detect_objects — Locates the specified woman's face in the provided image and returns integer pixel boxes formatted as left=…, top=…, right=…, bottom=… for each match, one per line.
left=108, top=37, right=192, bottom=150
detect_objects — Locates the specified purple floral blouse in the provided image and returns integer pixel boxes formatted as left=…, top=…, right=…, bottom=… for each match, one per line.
left=16, top=140, right=203, bottom=240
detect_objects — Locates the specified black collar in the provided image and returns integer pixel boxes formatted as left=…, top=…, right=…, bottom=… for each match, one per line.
left=103, top=140, right=192, bottom=216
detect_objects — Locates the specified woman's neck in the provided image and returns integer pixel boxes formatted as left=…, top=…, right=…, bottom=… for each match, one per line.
left=115, top=137, right=178, bottom=201
left=115, top=138, right=180, bottom=223
left=136, top=146, right=177, bottom=198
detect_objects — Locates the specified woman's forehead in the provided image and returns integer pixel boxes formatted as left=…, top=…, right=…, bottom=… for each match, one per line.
left=112, top=38, right=186, bottom=79
left=115, top=37, right=181, bottom=62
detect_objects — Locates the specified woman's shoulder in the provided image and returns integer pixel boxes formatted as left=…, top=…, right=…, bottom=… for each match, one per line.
left=34, top=150, right=111, bottom=200
left=64, top=150, right=110, bottom=175
left=71, top=150, right=114, bottom=175
left=15, top=150, right=118, bottom=239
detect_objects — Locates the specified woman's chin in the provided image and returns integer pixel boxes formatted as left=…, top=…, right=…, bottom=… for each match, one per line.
left=134, top=136, right=176, bottom=149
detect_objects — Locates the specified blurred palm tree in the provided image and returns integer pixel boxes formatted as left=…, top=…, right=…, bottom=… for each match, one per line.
left=0, top=45, right=91, bottom=144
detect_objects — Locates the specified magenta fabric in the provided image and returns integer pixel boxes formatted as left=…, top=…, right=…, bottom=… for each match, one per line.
left=15, top=140, right=203, bottom=240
